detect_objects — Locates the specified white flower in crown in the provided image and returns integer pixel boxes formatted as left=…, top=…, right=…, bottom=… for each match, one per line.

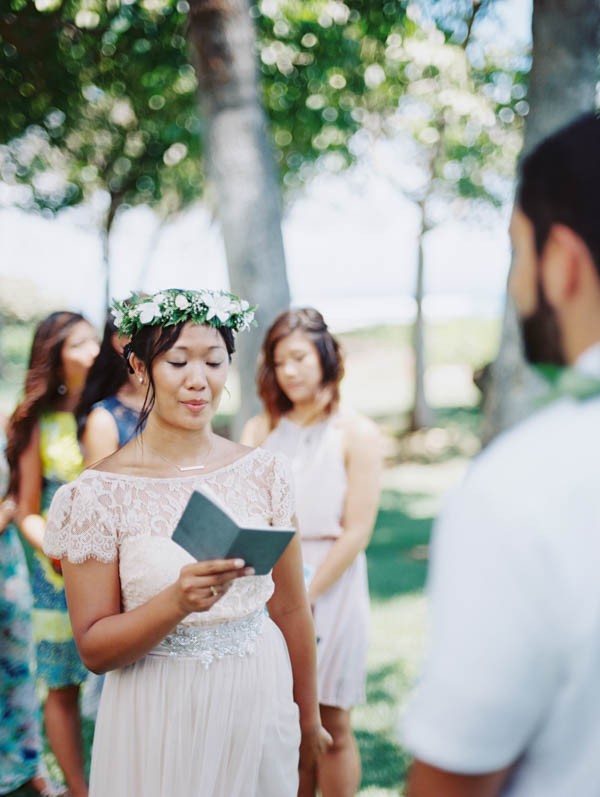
left=153, top=292, right=166, bottom=305
left=112, top=309, right=124, bottom=327
left=240, top=309, right=255, bottom=330
left=175, top=293, right=190, bottom=310
left=138, top=301, right=161, bottom=324
left=239, top=300, right=250, bottom=312
left=205, top=293, right=234, bottom=323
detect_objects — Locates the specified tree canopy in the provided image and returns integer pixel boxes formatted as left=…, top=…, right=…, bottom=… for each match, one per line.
left=0, top=0, right=410, bottom=216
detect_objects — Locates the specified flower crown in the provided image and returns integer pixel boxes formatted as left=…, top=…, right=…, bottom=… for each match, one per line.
left=111, top=289, right=256, bottom=338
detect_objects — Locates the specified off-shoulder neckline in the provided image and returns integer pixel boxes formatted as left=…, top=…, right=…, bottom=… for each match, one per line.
left=79, top=447, right=263, bottom=483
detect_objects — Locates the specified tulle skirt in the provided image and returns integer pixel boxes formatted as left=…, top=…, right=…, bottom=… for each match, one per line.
left=303, top=540, right=370, bottom=710
left=89, top=616, right=300, bottom=797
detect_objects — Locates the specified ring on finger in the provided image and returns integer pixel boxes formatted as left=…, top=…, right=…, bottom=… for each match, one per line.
left=210, top=585, right=218, bottom=597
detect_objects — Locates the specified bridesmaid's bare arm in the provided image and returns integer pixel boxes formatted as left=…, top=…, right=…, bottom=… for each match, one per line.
left=15, top=424, right=45, bottom=552
left=307, top=414, right=382, bottom=605
left=81, top=407, right=120, bottom=467
left=239, top=414, right=270, bottom=447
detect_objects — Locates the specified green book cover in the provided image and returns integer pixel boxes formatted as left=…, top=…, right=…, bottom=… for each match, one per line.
left=172, top=489, right=294, bottom=575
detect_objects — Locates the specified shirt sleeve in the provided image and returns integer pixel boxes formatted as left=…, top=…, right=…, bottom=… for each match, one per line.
left=269, top=453, right=296, bottom=528
left=401, top=468, right=563, bottom=774
left=44, top=479, right=119, bottom=564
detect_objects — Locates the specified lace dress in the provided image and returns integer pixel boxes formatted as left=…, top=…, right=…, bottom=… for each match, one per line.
left=263, top=415, right=369, bottom=709
left=0, top=433, right=45, bottom=794
left=44, top=448, right=300, bottom=797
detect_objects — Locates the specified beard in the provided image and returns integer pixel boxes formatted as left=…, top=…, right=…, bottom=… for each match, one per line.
left=520, top=287, right=566, bottom=367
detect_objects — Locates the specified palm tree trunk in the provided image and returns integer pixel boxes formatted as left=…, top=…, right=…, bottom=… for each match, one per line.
left=410, top=204, right=433, bottom=431
left=187, top=0, right=290, bottom=435
left=482, top=0, right=600, bottom=444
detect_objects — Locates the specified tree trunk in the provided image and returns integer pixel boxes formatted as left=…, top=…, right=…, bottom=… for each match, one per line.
left=410, top=205, right=433, bottom=431
left=187, top=0, right=290, bottom=437
left=482, top=0, right=600, bottom=444
left=101, top=194, right=121, bottom=314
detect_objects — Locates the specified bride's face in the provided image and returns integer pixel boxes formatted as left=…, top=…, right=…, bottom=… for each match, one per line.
left=148, top=323, right=230, bottom=430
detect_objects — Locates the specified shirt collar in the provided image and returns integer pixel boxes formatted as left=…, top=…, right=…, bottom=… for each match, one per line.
left=574, top=342, right=600, bottom=379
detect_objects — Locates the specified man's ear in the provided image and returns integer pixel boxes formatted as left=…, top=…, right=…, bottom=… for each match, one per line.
left=541, top=224, right=589, bottom=305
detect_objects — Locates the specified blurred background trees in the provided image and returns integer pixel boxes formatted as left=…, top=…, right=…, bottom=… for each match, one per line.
left=1, top=0, right=597, bottom=430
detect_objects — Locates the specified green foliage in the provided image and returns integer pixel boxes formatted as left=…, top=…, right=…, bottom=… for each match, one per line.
left=0, top=0, right=528, bottom=248
left=0, top=0, right=411, bottom=216
left=379, top=20, right=528, bottom=224
left=0, top=0, right=201, bottom=218
left=256, top=0, right=409, bottom=189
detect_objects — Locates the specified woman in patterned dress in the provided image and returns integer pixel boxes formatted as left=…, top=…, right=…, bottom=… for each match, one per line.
left=242, top=308, right=383, bottom=797
left=6, top=312, right=100, bottom=797
left=43, top=289, right=331, bottom=797
left=0, top=413, right=65, bottom=796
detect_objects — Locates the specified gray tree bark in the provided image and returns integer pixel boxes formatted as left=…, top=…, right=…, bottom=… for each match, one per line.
left=411, top=202, right=433, bottom=430
left=187, top=0, right=290, bottom=437
left=481, top=0, right=600, bottom=445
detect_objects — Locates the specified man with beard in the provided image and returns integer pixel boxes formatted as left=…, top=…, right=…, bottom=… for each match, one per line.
left=401, top=111, right=600, bottom=797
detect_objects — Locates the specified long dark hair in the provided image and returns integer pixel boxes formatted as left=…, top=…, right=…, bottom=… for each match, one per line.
left=6, top=311, right=87, bottom=495
left=75, top=314, right=129, bottom=440
left=128, top=322, right=236, bottom=434
left=257, top=308, right=344, bottom=428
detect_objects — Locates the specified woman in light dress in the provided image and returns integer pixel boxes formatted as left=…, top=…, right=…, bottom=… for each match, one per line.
left=43, top=289, right=330, bottom=797
left=242, top=308, right=382, bottom=797
left=6, top=311, right=100, bottom=797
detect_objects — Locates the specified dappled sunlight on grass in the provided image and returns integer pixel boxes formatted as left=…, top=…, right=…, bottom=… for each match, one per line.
left=356, top=443, right=468, bottom=795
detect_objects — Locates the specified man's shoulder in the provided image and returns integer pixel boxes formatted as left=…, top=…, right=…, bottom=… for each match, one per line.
left=478, top=398, right=595, bottom=468
left=465, top=397, right=600, bottom=506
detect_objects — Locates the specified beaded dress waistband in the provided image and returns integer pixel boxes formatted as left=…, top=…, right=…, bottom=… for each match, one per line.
left=149, top=610, right=265, bottom=668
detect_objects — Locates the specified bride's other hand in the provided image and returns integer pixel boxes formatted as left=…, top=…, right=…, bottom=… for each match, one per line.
left=298, top=724, right=333, bottom=795
left=174, top=558, right=254, bottom=615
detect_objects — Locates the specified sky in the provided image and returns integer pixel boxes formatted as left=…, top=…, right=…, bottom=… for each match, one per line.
left=0, top=0, right=533, bottom=332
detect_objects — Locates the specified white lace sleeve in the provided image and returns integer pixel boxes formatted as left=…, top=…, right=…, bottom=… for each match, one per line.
left=44, top=478, right=119, bottom=563
left=270, top=453, right=296, bottom=527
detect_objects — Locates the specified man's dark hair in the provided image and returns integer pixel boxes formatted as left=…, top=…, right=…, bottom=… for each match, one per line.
left=518, top=112, right=600, bottom=274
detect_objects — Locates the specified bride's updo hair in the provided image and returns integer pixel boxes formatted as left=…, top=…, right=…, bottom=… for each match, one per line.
left=127, top=321, right=235, bottom=433
left=257, top=308, right=344, bottom=428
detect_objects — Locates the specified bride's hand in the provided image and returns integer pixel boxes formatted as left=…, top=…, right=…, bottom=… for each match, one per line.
left=298, top=723, right=333, bottom=795
left=174, top=558, right=254, bottom=615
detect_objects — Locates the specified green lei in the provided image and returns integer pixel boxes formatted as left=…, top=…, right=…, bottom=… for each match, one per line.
left=535, top=364, right=600, bottom=406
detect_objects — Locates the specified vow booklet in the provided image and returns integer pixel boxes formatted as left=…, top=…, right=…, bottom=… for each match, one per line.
left=172, top=489, right=295, bottom=575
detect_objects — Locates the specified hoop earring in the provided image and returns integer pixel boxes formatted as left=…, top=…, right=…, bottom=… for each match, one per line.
left=57, top=384, right=67, bottom=396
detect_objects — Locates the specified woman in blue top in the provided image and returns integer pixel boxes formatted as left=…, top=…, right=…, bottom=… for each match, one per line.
left=76, top=313, right=146, bottom=466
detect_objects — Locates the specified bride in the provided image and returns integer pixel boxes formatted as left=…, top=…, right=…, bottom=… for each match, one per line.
left=44, top=289, right=330, bottom=797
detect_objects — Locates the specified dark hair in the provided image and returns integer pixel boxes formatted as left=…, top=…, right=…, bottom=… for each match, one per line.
left=6, top=311, right=88, bottom=495
left=518, top=112, right=600, bottom=272
left=75, top=314, right=129, bottom=440
left=130, top=322, right=235, bottom=433
left=257, top=307, right=344, bottom=428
